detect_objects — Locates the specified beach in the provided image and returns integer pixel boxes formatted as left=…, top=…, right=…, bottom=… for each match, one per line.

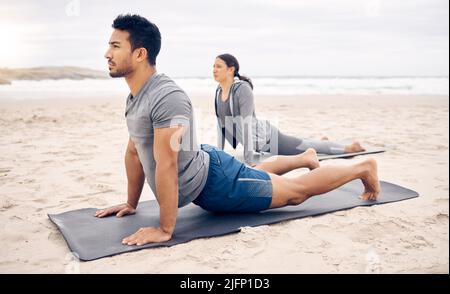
left=0, top=93, right=448, bottom=273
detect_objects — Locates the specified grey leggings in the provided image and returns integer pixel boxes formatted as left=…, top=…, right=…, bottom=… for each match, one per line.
left=262, top=130, right=346, bottom=155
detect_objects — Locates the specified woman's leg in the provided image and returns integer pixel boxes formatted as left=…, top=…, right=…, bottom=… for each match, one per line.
left=275, top=130, right=365, bottom=155
left=253, top=148, right=320, bottom=175
left=268, top=158, right=380, bottom=209
left=297, top=138, right=365, bottom=154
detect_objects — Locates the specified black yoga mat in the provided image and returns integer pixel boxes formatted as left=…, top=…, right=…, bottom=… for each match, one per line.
left=317, top=149, right=385, bottom=160
left=48, top=179, right=417, bottom=261
left=236, top=149, right=385, bottom=164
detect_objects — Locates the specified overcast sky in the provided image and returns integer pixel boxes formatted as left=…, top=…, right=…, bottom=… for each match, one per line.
left=0, top=0, right=448, bottom=77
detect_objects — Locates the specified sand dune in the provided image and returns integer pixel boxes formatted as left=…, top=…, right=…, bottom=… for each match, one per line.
left=0, top=79, right=11, bottom=85
left=0, top=67, right=108, bottom=84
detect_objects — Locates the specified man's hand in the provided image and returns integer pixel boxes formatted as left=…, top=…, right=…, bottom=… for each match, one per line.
left=94, top=203, right=136, bottom=218
left=122, top=227, right=172, bottom=246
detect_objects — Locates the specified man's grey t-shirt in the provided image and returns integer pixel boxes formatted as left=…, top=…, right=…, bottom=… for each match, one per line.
left=125, top=73, right=210, bottom=207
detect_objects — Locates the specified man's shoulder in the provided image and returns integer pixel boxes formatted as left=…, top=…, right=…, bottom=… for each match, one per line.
left=143, top=74, right=190, bottom=103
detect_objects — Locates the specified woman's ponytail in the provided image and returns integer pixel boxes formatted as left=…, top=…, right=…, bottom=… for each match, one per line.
left=235, top=72, right=253, bottom=90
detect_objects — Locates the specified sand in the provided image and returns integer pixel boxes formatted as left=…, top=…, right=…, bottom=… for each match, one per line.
left=0, top=94, right=448, bottom=273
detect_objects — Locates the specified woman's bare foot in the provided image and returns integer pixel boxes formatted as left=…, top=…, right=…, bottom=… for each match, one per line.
left=300, top=148, right=320, bottom=170
left=345, top=141, right=365, bottom=153
left=359, top=158, right=381, bottom=201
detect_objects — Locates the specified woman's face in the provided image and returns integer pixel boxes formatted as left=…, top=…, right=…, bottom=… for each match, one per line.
left=213, top=58, right=234, bottom=82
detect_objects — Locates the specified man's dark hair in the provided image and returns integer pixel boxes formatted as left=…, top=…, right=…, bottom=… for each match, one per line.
left=112, top=14, right=161, bottom=65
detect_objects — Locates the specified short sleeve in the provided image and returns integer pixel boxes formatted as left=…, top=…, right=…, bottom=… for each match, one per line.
left=151, top=91, right=191, bottom=128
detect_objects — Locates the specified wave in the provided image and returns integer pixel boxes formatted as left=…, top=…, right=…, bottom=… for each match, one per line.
left=0, top=76, right=448, bottom=100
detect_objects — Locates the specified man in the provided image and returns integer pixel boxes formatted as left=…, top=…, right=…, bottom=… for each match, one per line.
left=96, top=14, right=380, bottom=247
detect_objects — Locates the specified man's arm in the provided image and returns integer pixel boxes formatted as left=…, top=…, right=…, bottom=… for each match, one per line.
left=95, top=138, right=145, bottom=218
left=153, top=126, right=184, bottom=235
left=121, top=126, right=185, bottom=245
left=125, top=138, right=145, bottom=209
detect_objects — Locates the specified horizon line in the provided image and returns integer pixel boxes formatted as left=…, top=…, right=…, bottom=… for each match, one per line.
left=1, top=66, right=448, bottom=79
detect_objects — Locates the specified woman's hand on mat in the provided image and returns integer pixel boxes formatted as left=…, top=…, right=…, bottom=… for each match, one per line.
left=122, top=227, right=172, bottom=246
left=94, top=203, right=136, bottom=218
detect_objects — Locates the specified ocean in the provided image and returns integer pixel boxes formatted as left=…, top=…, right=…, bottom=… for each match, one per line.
left=0, top=76, right=448, bottom=100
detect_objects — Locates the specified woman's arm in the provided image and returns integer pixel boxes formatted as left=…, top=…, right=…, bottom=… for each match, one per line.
left=217, top=118, right=225, bottom=150
left=235, top=83, right=256, bottom=164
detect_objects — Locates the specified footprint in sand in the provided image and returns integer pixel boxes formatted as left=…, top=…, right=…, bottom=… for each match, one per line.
left=400, top=235, right=434, bottom=249
left=89, top=183, right=114, bottom=191
left=308, top=223, right=345, bottom=244
left=3, top=232, right=27, bottom=243
left=42, top=150, right=64, bottom=155
left=0, top=198, right=15, bottom=211
left=185, top=253, right=203, bottom=262
left=434, top=184, right=449, bottom=191
left=402, top=177, right=418, bottom=183
left=21, top=178, right=36, bottom=184
left=94, top=172, right=113, bottom=177
left=70, top=151, right=91, bottom=156
left=237, top=226, right=272, bottom=250
left=434, top=212, right=448, bottom=224
left=87, top=198, right=108, bottom=207
left=67, top=194, right=86, bottom=200
left=48, top=231, right=65, bottom=243
left=309, top=223, right=333, bottom=234
left=424, top=212, right=448, bottom=225
left=32, top=198, right=49, bottom=204
left=0, top=168, right=11, bottom=174
left=9, top=215, right=23, bottom=221
left=435, top=144, right=448, bottom=150
left=75, top=176, right=86, bottom=182
left=434, top=176, right=448, bottom=182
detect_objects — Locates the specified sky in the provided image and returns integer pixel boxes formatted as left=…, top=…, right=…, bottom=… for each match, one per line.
left=0, top=0, right=448, bottom=77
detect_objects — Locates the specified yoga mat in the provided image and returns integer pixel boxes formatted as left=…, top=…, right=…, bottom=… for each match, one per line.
left=48, top=179, right=417, bottom=261
left=317, top=149, right=385, bottom=161
left=236, top=149, right=385, bottom=164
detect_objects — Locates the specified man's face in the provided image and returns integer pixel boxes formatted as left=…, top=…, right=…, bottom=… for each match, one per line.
left=104, top=29, right=134, bottom=78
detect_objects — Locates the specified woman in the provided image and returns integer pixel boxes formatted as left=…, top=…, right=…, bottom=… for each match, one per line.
left=213, top=53, right=365, bottom=165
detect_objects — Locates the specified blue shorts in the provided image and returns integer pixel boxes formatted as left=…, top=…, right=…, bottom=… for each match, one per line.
left=193, top=144, right=273, bottom=213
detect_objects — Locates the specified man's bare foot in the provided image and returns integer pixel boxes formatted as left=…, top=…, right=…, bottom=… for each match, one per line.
left=345, top=141, right=365, bottom=153
left=300, top=148, right=320, bottom=170
left=359, top=158, right=381, bottom=201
